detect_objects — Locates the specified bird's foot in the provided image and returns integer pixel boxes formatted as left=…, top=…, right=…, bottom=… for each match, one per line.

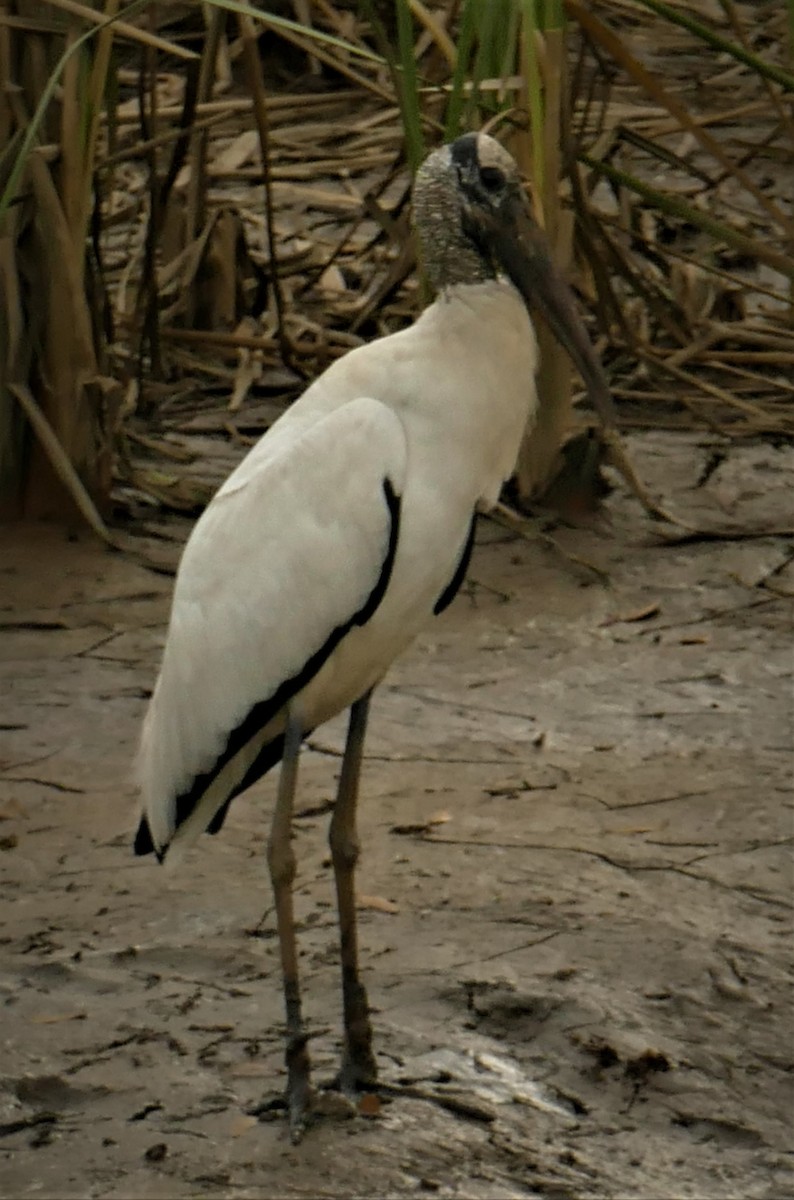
left=331, top=1005, right=378, bottom=1098
left=247, top=1087, right=315, bottom=1143
left=285, top=1030, right=313, bottom=1143
left=249, top=1082, right=314, bottom=1142
left=331, top=1045, right=379, bottom=1103
left=286, top=1090, right=311, bottom=1144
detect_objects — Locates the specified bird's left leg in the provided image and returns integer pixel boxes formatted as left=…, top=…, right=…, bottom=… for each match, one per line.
left=329, top=689, right=378, bottom=1096
left=267, top=705, right=312, bottom=1143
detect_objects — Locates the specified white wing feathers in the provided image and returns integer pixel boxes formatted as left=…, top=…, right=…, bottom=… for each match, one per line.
left=137, top=397, right=407, bottom=851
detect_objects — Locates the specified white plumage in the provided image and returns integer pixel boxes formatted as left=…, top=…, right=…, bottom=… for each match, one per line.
left=138, top=283, right=537, bottom=854
left=134, top=132, right=613, bottom=1138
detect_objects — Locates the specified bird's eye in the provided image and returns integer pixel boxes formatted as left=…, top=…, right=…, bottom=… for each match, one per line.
left=479, top=165, right=506, bottom=193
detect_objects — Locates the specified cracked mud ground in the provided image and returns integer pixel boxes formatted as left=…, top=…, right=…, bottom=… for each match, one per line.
left=1, top=432, right=792, bottom=1199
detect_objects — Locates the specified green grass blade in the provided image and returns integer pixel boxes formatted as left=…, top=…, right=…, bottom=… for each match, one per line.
left=466, top=0, right=503, bottom=127
left=396, top=0, right=424, bottom=176
left=630, top=0, right=794, bottom=91
left=546, top=0, right=565, bottom=31
left=579, top=152, right=794, bottom=281
left=203, top=0, right=384, bottom=66
left=444, top=0, right=478, bottom=139
left=521, top=0, right=545, bottom=201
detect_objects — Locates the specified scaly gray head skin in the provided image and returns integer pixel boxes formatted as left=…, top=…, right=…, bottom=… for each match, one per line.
left=414, top=133, right=522, bottom=289
left=413, top=132, right=616, bottom=428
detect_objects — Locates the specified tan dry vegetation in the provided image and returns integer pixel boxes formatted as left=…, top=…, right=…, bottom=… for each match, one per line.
left=0, top=1, right=792, bottom=528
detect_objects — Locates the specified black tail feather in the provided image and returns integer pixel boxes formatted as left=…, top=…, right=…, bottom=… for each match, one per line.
left=205, top=732, right=288, bottom=834
left=133, top=732, right=290, bottom=856
left=134, top=815, right=161, bottom=859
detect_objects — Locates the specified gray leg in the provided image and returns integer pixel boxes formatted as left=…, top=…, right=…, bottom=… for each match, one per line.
left=329, top=689, right=378, bottom=1095
left=267, top=706, right=311, bottom=1142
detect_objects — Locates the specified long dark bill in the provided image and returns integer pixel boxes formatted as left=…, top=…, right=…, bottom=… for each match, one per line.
left=474, top=193, right=617, bottom=429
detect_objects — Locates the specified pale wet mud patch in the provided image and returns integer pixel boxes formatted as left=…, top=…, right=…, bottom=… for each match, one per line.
left=0, top=433, right=792, bottom=1199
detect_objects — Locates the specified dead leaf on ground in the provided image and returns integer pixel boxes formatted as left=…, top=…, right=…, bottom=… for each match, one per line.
left=211, top=129, right=259, bottom=174
left=601, top=602, right=661, bottom=626
left=226, top=1061, right=270, bottom=1078
left=390, top=810, right=451, bottom=837
left=30, top=1012, right=87, bottom=1025
left=357, top=1093, right=382, bottom=1118
left=318, top=264, right=347, bottom=295
left=356, top=893, right=399, bottom=914
left=228, top=1114, right=259, bottom=1137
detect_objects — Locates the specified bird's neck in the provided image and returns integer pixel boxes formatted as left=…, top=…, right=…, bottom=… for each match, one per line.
left=423, top=239, right=496, bottom=291
left=415, top=185, right=497, bottom=291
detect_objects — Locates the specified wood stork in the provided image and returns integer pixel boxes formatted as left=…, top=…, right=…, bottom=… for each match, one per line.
left=134, top=132, right=615, bottom=1140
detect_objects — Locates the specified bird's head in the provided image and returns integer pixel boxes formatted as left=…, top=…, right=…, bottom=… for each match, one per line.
left=414, top=132, right=615, bottom=428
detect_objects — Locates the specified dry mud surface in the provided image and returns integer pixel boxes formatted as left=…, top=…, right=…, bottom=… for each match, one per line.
left=1, top=432, right=792, bottom=1199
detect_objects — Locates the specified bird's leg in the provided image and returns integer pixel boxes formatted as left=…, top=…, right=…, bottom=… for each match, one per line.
left=267, top=705, right=312, bottom=1142
left=329, top=689, right=378, bottom=1096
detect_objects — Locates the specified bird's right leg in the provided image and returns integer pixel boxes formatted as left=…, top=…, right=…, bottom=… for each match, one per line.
left=329, top=690, right=378, bottom=1096
left=267, top=705, right=311, bottom=1143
